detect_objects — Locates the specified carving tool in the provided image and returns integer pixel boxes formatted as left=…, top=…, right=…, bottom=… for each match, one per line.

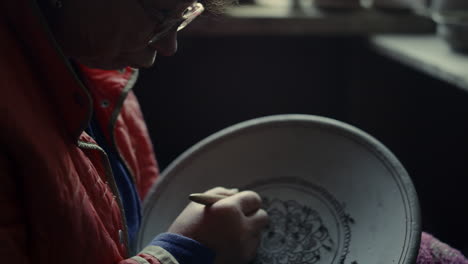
left=189, top=193, right=230, bottom=206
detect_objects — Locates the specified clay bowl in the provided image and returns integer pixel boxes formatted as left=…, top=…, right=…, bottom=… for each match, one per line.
left=138, top=114, right=421, bottom=264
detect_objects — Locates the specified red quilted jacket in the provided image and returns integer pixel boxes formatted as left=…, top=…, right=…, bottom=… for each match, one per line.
left=1, top=0, right=174, bottom=263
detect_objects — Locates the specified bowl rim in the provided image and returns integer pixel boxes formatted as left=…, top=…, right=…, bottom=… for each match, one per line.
left=139, top=114, right=422, bottom=263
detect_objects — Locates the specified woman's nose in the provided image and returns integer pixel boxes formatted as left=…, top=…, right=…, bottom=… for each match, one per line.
left=150, top=31, right=178, bottom=56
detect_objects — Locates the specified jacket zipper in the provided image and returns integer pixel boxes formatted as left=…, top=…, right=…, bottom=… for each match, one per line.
left=108, top=69, right=141, bottom=255
left=77, top=140, right=130, bottom=255
left=76, top=68, right=140, bottom=256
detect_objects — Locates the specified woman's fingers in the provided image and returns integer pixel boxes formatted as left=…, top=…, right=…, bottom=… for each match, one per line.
left=204, top=186, right=239, bottom=197
left=203, top=188, right=269, bottom=232
left=247, top=208, right=269, bottom=234
left=174, top=187, right=269, bottom=264
left=221, top=190, right=263, bottom=216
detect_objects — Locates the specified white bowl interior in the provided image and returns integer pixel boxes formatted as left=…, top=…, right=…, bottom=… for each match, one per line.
left=139, top=115, right=420, bottom=264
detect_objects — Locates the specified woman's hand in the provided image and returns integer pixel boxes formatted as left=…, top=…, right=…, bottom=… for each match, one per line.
left=168, top=187, right=269, bottom=264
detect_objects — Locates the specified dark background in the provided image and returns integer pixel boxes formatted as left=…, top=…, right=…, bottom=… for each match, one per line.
left=135, top=35, right=468, bottom=254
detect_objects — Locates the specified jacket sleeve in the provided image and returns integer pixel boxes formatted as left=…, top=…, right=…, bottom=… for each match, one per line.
left=0, top=153, right=177, bottom=264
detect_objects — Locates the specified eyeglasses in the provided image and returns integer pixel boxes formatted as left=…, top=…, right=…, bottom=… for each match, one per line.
left=138, top=1, right=205, bottom=45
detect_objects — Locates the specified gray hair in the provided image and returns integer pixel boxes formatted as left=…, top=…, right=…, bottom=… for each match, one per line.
left=203, top=0, right=239, bottom=14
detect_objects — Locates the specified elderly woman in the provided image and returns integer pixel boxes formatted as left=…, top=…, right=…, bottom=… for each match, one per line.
left=1, top=0, right=268, bottom=263
left=0, top=0, right=466, bottom=264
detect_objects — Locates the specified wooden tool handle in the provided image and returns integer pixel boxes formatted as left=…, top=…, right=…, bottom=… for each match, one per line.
left=189, top=193, right=229, bottom=205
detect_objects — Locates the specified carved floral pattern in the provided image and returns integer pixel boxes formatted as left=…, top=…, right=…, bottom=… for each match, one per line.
left=253, top=198, right=334, bottom=264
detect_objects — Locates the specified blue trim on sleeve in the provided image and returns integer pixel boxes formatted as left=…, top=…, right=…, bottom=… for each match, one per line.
left=150, top=233, right=215, bottom=264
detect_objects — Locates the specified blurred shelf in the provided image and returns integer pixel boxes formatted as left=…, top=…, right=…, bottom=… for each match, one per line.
left=371, top=35, right=468, bottom=92
left=183, top=5, right=435, bottom=36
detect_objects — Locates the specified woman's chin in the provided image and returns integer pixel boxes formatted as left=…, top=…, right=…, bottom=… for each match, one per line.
left=76, top=53, right=157, bottom=70
left=75, top=58, right=125, bottom=70
left=123, top=51, right=158, bottom=69
left=128, top=61, right=156, bottom=69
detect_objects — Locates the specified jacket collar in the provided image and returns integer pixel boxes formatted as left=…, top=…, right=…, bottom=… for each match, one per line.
left=77, top=64, right=138, bottom=145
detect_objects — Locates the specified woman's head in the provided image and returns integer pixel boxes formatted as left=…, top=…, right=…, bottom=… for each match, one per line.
left=38, top=0, right=234, bottom=69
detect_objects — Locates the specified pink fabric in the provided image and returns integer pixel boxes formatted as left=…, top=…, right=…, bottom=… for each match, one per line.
left=417, top=232, right=468, bottom=264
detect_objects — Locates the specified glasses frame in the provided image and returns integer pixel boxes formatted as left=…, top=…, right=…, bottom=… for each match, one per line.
left=137, top=0, right=205, bottom=45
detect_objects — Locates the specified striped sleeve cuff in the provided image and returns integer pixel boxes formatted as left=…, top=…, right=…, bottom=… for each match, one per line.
left=130, top=245, right=179, bottom=264
left=150, top=233, right=215, bottom=264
